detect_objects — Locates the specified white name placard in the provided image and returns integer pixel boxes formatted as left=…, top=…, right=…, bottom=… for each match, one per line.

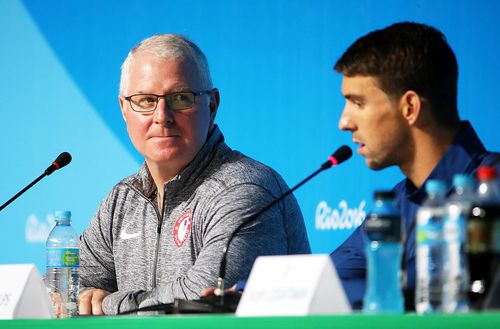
left=236, top=254, right=350, bottom=316
left=0, top=264, right=54, bottom=319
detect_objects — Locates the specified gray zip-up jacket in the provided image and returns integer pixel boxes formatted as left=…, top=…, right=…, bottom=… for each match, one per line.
left=79, top=126, right=311, bottom=314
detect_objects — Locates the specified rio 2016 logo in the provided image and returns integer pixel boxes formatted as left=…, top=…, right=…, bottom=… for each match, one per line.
left=315, top=200, right=366, bottom=231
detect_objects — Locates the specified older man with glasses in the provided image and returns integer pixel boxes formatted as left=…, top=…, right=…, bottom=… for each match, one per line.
left=78, top=34, right=310, bottom=315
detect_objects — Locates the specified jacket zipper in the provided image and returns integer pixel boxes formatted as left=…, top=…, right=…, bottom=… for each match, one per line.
left=126, top=183, right=164, bottom=290
left=151, top=194, right=164, bottom=289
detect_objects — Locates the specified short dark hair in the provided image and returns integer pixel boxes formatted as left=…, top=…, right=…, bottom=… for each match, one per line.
left=334, top=22, right=460, bottom=128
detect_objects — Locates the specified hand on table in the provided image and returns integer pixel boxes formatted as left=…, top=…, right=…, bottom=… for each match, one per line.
left=78, top=288, right=111, bottom=315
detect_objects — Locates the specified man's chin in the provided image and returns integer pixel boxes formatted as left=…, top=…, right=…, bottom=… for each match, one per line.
left=145, top=151, right=184, bottom=166
left=365, top=158, right=389, bottom=171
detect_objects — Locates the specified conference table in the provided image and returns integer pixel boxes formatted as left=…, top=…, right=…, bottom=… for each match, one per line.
left=2, top=312, right=500, bottom=329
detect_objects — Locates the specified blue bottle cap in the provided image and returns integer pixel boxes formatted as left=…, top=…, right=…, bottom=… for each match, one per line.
left=55, top=210, right=71, bottom=219
left=425, top=180, right=446, bottom=194
left=452, top=174, right=475, bottom=188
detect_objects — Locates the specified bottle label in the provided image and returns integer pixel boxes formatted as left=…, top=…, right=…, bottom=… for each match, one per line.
left=417, top=207, right=445, bottom=242
left=444, top=207, right=466, bottom=244
left=364, top=214, right=401, bottom=242
left=467, top=218, right=491, bottom=253
left=416, top=222, right=443, bottom=245
left=47, top=248, right=79, bottom=268
left=468, top=204, right=500, bottom=254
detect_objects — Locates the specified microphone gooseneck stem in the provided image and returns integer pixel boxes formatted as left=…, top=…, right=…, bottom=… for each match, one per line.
left=216, top=166, right=325, bottom=296
left=0, top=152, right=72, bottom=213
left=0, top=172, right=47, bottom=212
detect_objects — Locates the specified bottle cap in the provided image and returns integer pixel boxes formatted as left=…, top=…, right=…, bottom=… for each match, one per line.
left=55, top=210, right=71, bottom=220
left=425, top=179, right=446, bottom=194
left=452, top=174, right=475, bottom=188
left=477, top=166, right=498, bottom=181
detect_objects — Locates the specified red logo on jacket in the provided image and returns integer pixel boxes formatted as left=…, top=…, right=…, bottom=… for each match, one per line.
left=173, top=210, right=192, bottom=247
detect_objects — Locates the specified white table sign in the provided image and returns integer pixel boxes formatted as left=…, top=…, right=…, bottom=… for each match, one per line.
left=236, top=254, right=351, bottom=316
left=0, top=264, right=54, bottom=319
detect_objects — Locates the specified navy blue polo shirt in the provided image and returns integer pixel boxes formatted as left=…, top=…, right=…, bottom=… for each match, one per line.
left=330, top=121, right=499, bottom=310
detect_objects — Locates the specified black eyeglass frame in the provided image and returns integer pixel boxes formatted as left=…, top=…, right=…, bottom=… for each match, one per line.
left=124, top=89, right=214, bottom=113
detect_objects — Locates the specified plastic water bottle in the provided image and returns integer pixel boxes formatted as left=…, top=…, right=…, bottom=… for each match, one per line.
left=45, top=210, right=79, bottom=318
left=467, top=166, right=500, bottom=309
left=363, top=190, right=404, bottom=313
left=416, top=179, right=447, bottom=314
left=442, top=174, right=474, bottom=313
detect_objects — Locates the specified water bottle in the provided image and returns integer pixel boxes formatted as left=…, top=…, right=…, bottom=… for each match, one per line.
left=363, top=190, right=404, bottom=313
left=45, top=210, right=79, bottom=318
left=442, top=174, right=474, bottom=313
left=467, top=166, right=500, bottom=309
left=416, top=179, right=447, bottom=314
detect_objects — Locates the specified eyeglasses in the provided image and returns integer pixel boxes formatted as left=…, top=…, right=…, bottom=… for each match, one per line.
left=124, top=90, right=213, bottom=113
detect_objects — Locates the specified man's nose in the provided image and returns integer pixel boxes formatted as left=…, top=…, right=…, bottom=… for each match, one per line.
left=338, top=110, right=353, bottom=131
left=153, top=98, right=174, bottom=125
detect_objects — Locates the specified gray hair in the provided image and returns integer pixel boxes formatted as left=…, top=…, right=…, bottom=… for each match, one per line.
left=119, top=34, right=213, bottom=95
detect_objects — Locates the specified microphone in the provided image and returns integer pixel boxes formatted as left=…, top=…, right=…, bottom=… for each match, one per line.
left=45, top=152, right=72, bottom=175
left=172, top=145, right=352, bottom=313
left=322, top=144, right=352, bottom=169
left=0, top=152, right=72, bottom=212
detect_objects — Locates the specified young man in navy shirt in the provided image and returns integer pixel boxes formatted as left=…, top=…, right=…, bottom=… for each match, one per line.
left=331, top=22, right=499, bottom=310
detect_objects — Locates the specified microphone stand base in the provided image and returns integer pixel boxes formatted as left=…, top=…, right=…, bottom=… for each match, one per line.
left=173, top=294, right=241, bottom=314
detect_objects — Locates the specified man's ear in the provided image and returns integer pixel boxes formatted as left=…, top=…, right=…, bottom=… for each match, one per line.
left=119, top=96, right=128, bottom=123
left=399, top=90, right=422, bottom=126
left=209, top=88, right=220, bottom=122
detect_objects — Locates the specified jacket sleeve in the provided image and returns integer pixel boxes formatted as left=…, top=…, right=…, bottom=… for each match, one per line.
left=101, top=182, right=309, bottom=314
left=79, top=191, right=118, bottom=294
left=330, top=225, right=366, bottom=309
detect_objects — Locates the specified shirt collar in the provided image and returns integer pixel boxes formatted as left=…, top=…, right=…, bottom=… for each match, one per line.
left=404, top=121, right=486, bottom=202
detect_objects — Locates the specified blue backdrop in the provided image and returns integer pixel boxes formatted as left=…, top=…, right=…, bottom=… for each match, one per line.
left=1, top=0, right=499, bottom=273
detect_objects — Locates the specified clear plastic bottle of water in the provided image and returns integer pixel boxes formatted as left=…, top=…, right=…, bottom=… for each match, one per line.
left=363, top=190, right=404, bottom=313
left=443, top=174, right=474, bottom=313
left=416, top=179, right=447, bottom=314
left=45, top=210, right=79, bottom=318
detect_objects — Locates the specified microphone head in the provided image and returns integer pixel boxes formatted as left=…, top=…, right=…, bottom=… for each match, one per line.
left=331, top=145, right=352, bottom=165
left=322, top=145, right=352, bottom=169
left=45, top=152, right=72, bottom=175
left=54, top=152, right=72, bottom=169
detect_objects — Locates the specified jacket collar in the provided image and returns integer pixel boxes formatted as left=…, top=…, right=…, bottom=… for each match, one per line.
left=403, top=121, right=486, bottom=203
left=124, top=125, right=225, bottom=198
